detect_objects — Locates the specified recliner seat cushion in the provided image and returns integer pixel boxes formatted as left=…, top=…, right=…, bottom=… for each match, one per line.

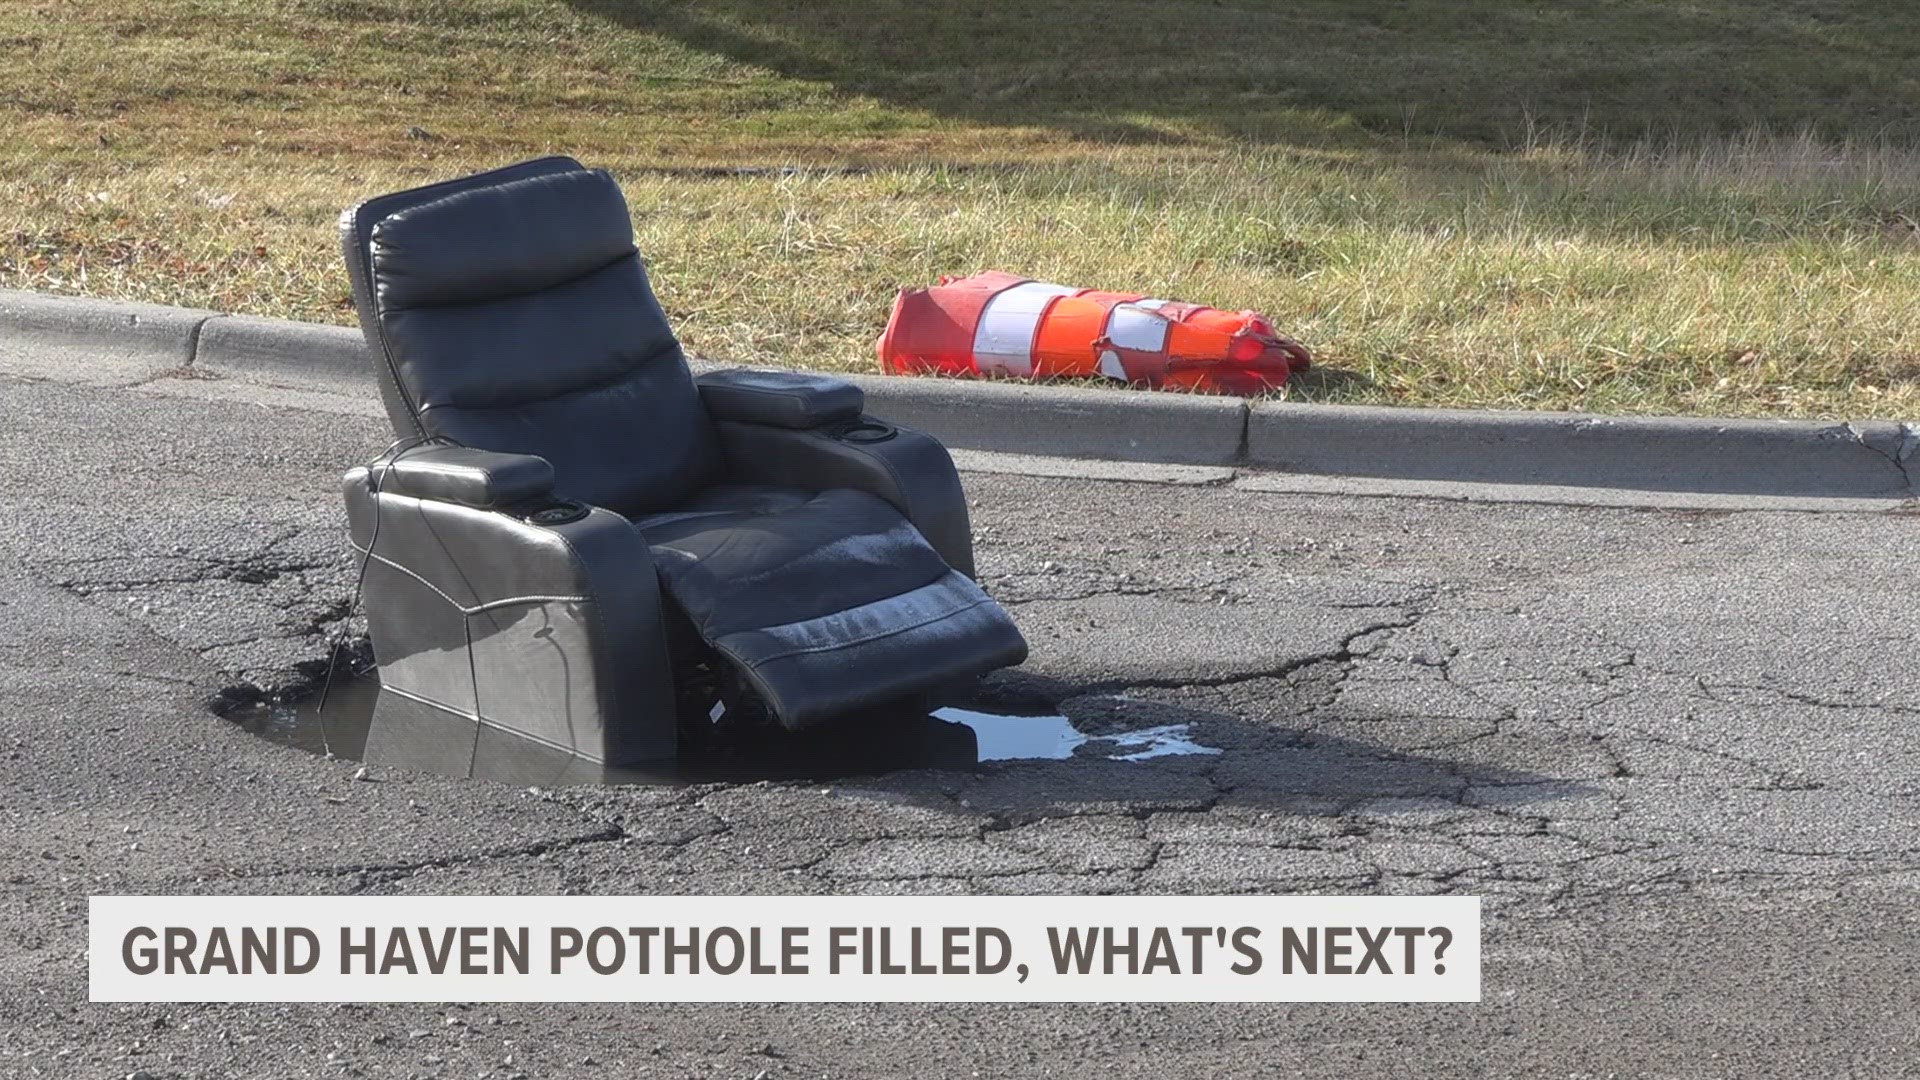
left=638, top=485, right=1027, bottom=728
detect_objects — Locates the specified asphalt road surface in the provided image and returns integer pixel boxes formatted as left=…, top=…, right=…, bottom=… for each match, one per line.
left=0, top=358, right=1914, bottom=1078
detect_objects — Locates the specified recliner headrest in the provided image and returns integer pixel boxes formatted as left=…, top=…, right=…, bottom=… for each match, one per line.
left=370, top=168, right=636, bottom=310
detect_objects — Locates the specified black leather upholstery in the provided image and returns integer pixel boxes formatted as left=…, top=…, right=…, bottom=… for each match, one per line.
left=366, top=168, right=720, bottom=515
left=340, top=155, right=588, bottom=438
left=342, top=468, right=679, bottom=765
left=370, top=171, right=637, bottom=311
left=339, top=158, right=1026, bottom=754
left=367, top=446, right=554, bottom=509
left=635, top=485, right=1024, bottom=728
left=710, top=420, right=977, bottom=577
left=697, top=369, right=866, bottom=429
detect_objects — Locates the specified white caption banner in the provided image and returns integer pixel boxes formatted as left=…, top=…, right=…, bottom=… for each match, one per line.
left=91, top=894, right=1480, bottom=1003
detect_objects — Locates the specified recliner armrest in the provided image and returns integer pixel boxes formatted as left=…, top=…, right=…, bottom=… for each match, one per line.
left=340, top=472, right=678, bottom=766
left=366, top=446, right=555, bottom=509
left=697, top=369, right=864, bottom=429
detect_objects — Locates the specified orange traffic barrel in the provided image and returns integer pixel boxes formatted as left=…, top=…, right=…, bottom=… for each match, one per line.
left=878, top=272, right=1308, bottom=395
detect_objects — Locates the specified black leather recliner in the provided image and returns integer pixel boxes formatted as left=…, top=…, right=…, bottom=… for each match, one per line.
left=337, top=156, right=1027, bottom=765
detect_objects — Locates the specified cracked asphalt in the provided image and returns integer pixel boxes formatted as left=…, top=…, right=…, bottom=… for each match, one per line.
left=0, top=365, right=1916, bottom=1078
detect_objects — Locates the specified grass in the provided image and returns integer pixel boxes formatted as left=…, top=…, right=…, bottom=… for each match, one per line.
left=2, top=0, right=1918, bottom=416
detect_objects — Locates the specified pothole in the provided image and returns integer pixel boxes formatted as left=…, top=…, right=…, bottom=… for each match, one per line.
left=220, top=673, right=1221, bottom=784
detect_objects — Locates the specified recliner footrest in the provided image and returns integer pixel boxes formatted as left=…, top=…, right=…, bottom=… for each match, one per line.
left=637, top=485, right=1027, bottom=729
left=712, top=570, right=1027, bottom=729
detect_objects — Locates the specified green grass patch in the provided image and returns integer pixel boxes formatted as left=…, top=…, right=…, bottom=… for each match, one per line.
left=3, top=0, right=1918, bottom=416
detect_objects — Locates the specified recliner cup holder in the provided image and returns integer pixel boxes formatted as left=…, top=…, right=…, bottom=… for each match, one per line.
left=523, top=500, right=591, bottom=527
left=834, top=419, right=897, bottom=444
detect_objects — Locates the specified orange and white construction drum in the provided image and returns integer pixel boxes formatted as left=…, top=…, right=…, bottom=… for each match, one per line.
left=877, top=271, right=1310, bottom=395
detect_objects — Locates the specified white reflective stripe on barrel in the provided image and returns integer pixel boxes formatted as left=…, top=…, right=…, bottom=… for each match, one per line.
left=1107, top=303, right=1171, bottom=352
left=972, top=281, right=1078, bottom=376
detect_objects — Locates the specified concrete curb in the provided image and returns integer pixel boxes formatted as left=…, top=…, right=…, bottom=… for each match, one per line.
left=0, top=289, right=219, bottom=366
left=1249, top=402, right=1917, bottom=499
left=5, top=288, right=1915, bottom=499
left=194, top=313, right=368, bottom=386
left=844, top=374, right=1245, bottom=465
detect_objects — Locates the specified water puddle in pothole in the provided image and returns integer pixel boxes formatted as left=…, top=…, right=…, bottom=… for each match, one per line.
left=930, top=708, right=1223, bottom=763
left=221, top=674, right=1221, bottom=785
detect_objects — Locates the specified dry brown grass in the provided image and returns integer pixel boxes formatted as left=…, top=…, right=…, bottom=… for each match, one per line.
left=3, top=0, right=1918, bottom=416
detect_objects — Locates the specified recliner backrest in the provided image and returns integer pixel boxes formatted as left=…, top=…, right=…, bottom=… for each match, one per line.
left=341, top=160, right=720, bottom=514
left=342, top=156, right=580, bottom=438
